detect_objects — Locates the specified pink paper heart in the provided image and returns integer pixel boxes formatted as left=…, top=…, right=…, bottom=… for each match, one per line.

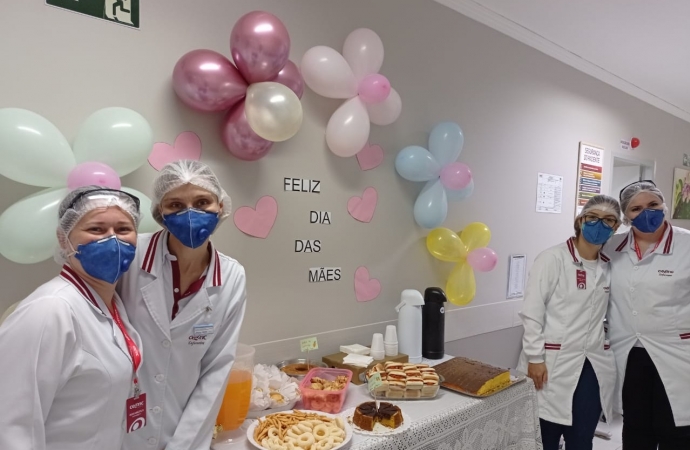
left=356, top=142, right=384, bottom=171
left=148, top=132, right=202, bottom=171
left=354, top=266, right=381, bottom=302
left=233, top=196, right=278, bottom=239
left=347, top=187, right=378, bottom=223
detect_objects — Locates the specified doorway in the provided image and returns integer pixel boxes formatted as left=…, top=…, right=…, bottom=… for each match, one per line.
left=609, top=153, right=655, bottom=233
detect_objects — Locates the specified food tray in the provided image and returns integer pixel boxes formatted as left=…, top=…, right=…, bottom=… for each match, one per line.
left=362, top=374, right=446, bottom=400
left=440, top=371, right=526, bottom=398
left=246, top=410, right=352, bottom=450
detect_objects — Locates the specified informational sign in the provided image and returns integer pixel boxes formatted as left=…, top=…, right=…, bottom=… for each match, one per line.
left=536, top=173, right=563, bottom=214
left=620, top=139, right=631, bottom=151
left=47, top=0, right=140, bottom=28
left=300, top=337, right=319, bottom=352
left=575, top=143, right=605, bottom=216
left=507, top=255, right=526, bottom=299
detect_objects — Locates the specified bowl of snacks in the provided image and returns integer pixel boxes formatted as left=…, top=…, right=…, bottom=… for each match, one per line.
left=298, top=367, right=352, bottom=414
left=276, top=358, right=327, bottom=380
left=246, top=364, right=301, bottom=419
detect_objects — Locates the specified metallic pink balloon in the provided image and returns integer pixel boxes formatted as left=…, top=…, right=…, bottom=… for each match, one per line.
left=230, top=11, right=290, bottom=84
left=271, top=60, right=304, bottom=99
left=173, top=49, right=247, bottom=112
left=221, top=102, right=273, bottom=161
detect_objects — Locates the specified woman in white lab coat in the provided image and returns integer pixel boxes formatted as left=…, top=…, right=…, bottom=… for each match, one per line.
left=519, top=195, right=620, bottom=450
left=606, top=181, right=690, bottom=450
left=119, top=160, right=247, bottom=450
left=0, top=186, right=143, bottom=450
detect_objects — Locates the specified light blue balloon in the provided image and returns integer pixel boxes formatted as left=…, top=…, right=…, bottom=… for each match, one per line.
left=429, top=122, right=464, bottom=167
left=446, top=179, right=474, bottom=202
left=413, top=179, right=448, bottom=229
left=395, top=146, right=441, bottom=182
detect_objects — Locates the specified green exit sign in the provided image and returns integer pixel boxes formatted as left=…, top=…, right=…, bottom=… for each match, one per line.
left=47, top=0, right=140, bottom=29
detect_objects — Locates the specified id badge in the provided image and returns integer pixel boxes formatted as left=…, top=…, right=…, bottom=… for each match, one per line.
left=576, top=270, right=587, bottom=290
left=193, top=323, right=214, bottom=336
left=126, top=393, right=147, bottom=433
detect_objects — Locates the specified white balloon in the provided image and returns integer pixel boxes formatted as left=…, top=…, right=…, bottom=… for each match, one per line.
left=245, top=82, right=303, bottom=142
left=326, top=97, right=370, bottom=157
left=0, top=187, right=69, bottom=264
left=73, top=107, right=153, bottom=177
left=342, top=28, right=384, bottom=81
left=0, top=108, right=75, bottom=187
left=121, top=187, right=161, bottom=234
left=300, top=46, right=358, bottom=99
left=366, top=87, right=402, bottom=126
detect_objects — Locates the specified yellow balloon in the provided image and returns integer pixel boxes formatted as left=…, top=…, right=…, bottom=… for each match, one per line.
left=245, top=82, right=303, bottom=142
left=460, top=222, right=491, bottom=251
left=426, top=227, right=467, bottom=262
left=446, top=261, right=476, bottom=306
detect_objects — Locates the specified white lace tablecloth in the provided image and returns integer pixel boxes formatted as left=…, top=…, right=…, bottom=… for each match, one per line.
left=221, top=356, right=542, bottom=450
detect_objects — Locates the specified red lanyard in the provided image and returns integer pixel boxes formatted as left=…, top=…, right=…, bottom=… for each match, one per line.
left=633, top=233, right=663, bottom=261
left=111, top=302, right=142, bottom=388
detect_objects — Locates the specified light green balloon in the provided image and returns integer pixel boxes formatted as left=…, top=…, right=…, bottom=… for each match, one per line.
left=73, top=107, right=153, bottom=177
left=0, top=187, right=69, bottom=264
left=0, top=109, right=75, bottom=187
left=121, top=187, right=161, bottom=234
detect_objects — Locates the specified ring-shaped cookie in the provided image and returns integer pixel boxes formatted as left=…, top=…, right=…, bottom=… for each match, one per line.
left=296, top=432, right=315, bottom=449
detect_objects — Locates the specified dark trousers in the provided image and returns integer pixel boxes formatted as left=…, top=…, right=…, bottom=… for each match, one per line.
left=540, top=358, right=602, bottom=450
left=622, top=347, right=690, bottom=450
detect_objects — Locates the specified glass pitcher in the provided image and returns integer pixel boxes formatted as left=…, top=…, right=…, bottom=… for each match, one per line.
left=215, top=343, right=255, bottom=436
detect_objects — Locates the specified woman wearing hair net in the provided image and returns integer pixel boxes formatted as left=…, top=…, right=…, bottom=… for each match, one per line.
left=605, top=181, right=690, bottom=449
left=518, top=194, right=621, bottom=450
left=0, top=186, right=143, bottom=450
left=119, top=160, right=247, bottom=450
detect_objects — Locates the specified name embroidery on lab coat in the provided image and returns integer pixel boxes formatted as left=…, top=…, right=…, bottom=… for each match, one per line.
left=576, top=270, right=586, bottom=290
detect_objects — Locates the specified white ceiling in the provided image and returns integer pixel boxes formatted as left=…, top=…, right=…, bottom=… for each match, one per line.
left=437, top=0, right=690, bottom=123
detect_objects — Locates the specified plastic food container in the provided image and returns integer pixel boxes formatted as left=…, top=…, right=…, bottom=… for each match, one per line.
left=299, top=367, right=352, bottom=414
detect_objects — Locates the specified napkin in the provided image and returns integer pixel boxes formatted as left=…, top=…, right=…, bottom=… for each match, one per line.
left=249, top=364, right=301, bottom=411
left=343, top=354, right=374, bottom=368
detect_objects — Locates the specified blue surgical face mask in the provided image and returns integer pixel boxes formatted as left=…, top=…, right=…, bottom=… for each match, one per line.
left=73, top=235, right=136, bottom=284
left=631, top=208, right=665, bottom=233
left=581, top=220, right=614, bottom=245
left=163, top=208, right=219, bottom=249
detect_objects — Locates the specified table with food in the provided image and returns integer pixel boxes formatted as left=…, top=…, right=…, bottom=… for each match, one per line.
left=210, top=350, right=542, bottom=450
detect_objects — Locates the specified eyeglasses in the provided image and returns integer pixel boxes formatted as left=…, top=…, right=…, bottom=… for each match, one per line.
left=65, top=188, right=141, bottom=211
left=583, top=214, right=618, bottom=228
left=619, top=179, right=656, bottom=200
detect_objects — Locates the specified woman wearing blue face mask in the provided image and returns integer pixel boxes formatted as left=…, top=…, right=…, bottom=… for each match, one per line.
left=119, top=160, right=247, bottom=450
left=606, top=181, right=690, bottom=450
left=518, top=194, right=621, bottom=450
left=0, top=186, right=143, bottom=450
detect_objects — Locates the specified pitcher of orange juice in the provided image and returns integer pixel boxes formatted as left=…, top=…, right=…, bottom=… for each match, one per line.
left=215, top=343, right=255, bottom=439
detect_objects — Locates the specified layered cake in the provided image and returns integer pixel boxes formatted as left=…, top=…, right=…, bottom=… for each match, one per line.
left=352, top=401, right=403, bottom=431
left=433, top=357, right=511, bottom=396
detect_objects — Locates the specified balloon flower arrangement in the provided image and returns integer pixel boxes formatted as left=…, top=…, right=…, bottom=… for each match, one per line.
left=426, top=223, right=497, bottom=305
left=0, top=107, right=158, bottom=264
left=173, top=11, right=303, bottom=161
left=301, top=28, right=402, bottom=157
left=395, top=122, right=474, bottom=229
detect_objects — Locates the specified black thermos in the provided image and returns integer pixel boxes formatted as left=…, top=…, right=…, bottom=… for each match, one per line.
left=422, top=287, right=447, bottom=359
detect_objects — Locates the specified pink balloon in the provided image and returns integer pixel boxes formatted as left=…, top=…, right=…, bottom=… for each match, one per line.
left=358, top=74, right=391, bottom=104
left=271, top=60, right=304, bottom=99
left=440, top=162, right=472, bottom=190
left=221, top=102, right=273, bottom=161
left=67, top=162, right=121, bottom=190
left=230, top=11, right=290, bottom=84
left=172, top=49, right=247, bottom=112
left=467, top=248, right=498, bottom=272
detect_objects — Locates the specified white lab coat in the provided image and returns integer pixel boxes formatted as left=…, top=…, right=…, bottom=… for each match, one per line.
left=605, top=225, right=690, bottom=426
left=0, top=265, right=141, bottom=450
left=518, top=239, right=616, bottom=426
left=119, top=231, right=247, bottom=450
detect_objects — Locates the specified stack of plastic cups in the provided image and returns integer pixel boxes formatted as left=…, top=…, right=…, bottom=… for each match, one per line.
left=371, top=333, right=385, bottom=360
left=384, top=325, right=398, bottom=356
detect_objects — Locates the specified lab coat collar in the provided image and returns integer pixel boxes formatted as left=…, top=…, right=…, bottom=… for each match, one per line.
left=566, top=237, right=610, bottom=265
left=60, top=264, right=113, bottom=318
left=615, top=222, right=674, bottom=256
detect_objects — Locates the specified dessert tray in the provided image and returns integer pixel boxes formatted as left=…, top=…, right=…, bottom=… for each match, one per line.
left=247, top=410, right=352, bottom=450
left=440, top=371, right=526, bottom=398
left=362, top=374, right=446, bottom=401
left=341, top=406, right=412, bottom=437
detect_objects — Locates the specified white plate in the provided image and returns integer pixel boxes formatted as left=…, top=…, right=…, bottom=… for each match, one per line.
left=246, top=399, right=298, bottom=419
left=342, top=406, right=411, bottom=436
left=246, top=410, right=352, bottom=450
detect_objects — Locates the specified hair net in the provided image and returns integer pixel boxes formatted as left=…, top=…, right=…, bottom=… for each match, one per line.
left=620, top=181, right=665, bottom=217
left=573, top=194, right=621, bottom=236
left=151, top=160, right=231, bottom=226
left=55, top=185, right=142, bottom=263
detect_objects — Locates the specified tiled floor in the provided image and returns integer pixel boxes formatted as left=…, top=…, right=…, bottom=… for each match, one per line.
left=592, top=414, right=623, bottom=450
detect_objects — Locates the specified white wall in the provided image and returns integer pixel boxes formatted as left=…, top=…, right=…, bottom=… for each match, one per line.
left=612, top=165, right=641, bottom=200
left=2, top=0, right=690, bottom=364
